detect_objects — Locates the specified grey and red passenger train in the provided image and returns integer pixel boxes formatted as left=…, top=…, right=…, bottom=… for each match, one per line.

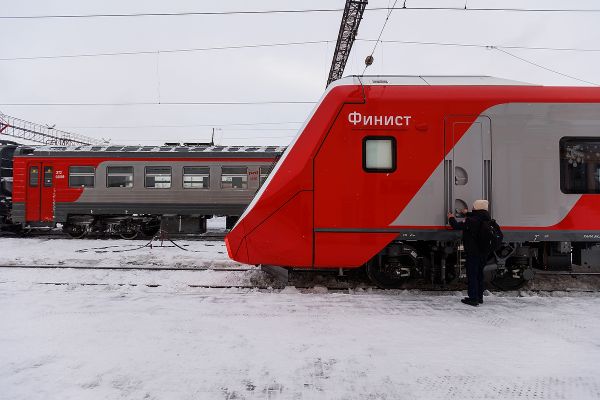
left=226, top=75, right=600, bottom=288
left=0, top=143, right=284, bottom=238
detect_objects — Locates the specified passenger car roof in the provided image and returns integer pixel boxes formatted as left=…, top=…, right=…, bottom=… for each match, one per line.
left=331, top=75, right=534, bottom=87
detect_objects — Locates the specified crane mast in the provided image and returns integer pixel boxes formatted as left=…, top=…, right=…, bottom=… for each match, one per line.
left=326, top=0, right=368, bottom=86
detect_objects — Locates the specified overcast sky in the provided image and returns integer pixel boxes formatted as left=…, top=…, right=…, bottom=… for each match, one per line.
left=1, top=0, right=599, bottom=146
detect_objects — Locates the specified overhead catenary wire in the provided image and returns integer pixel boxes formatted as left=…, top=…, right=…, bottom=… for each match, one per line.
left=2, top=6, right=600, bottom=20
left=356, top=38, right=599, bottom=86
left=0, top=40, right=334, bottom=62
left=362, top=0, right=399, bottom=74
left=62, top=121, right=304, bottom=129
left=73, top=127, right=299, bottom=131
left=3, top=37, right=600, bottom=63
left=357, top=38, right=600, bottom=53
left=494, top=47, right=599, bottom=86
left=0, top=101, right=317, bottom=107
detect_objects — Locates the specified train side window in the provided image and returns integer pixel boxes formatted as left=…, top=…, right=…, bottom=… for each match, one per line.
left=107, top=166, right=134, bottom=188
left=183, top=166, right=210, bottom=189
left=363, top=136, right=396, bottom=172
left=29, top=166, right=39, bottom=186
left=259, top=166, right=273, bottom=186
left=221, top=166, right=248, bottom=189
left=69, top=166, right=95, bottom=188
left=43, top=166, right=53, bottom=187
left=145, top=166, right=172, bottom=189
left=560, top=137, right=600, bottom=194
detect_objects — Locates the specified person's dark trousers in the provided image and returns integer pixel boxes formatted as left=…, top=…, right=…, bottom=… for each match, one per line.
left=477, top=256, right=486, bottom=302
left=465, top=254, right=486, bottom=301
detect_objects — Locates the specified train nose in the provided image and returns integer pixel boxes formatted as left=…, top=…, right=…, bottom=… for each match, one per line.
left=224, top=190, right=313, bottom=267
left=225, top=221, right=250, bottom=264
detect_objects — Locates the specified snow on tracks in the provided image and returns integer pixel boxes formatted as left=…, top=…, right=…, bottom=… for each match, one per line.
left=1, top=285, right=600, bottom=399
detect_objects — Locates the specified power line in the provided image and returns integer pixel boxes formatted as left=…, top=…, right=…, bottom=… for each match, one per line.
left=0, top=101, right=317, bottom=107
left=0, top=40, right=333, bottom=62
left=69, top=127, right=299, bottom=131
left=1, top=6, right=599, bottom=20
left=363, top=0, right=399, bottom=74
left=358, top=38, right=600, bottom=53
left=2, top=37, right=597, bottom=63
left=62, top=121, right=304, bottom=129
left=494, top=48, right=599, bottom=86
left=116, top=135, right=296, bottom=142
left=357, top=37, right=598, bottom=86
left=394, top=6, right=600, bottom=13
left=0, top=8, right=347, bottom=19
left=3, top=37, right=597, bottom=63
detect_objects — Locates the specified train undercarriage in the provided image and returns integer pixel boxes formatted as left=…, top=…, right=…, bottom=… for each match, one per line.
left=365, top=240, right=600, bottom=291
left=11, top=214, right=241, bottom=239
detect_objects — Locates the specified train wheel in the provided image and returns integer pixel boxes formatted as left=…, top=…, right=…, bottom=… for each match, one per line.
left=491, top=255, right=535, bottom=291
left=119, top=230, right=139, bottom=240
left=491, top=270, right=526, bottom=291
left=64, top=224, right=86, bottom=239
left=17, top=226, right=33, bottom=237
left=366, top=253, right=416, bottom=289
left=141, top=221, right=160, bottom=237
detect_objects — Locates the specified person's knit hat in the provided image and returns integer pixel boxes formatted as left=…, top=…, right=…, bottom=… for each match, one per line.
left=473, top=199, right=489, bottom=211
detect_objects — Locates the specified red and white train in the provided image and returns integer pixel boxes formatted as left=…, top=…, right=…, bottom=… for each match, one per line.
left=226, top=75, right=600, bottom=288
left=2, top=144, right=284, bottom=238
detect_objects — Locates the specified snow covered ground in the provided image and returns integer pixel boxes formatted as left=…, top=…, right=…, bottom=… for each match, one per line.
left=1, top=228, right=600, bottom=399
left=1, top=275, right=600, bottom=400
left=0, top=217, right=237, bottom=270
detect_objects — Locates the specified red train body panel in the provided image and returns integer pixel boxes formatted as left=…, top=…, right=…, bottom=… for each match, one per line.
left=226, top=76, right=600, bottom=275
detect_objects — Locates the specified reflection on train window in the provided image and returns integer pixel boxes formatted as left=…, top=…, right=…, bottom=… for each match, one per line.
left=69, top=166, right=95, bottom=188
left=29, top=166, right=39, bottom=187
left=363, top=136, right=397, bottom=172
left=560, top=138, right=600, bottom=194
left=145, top=166, right=172, bottom=188
left=259, top=166, right=272, bottom=186
left=183, top=166, right=210, bottom=189
left=221, top=166, right=248, bottom=189
left=107, top=166, right=134, bottom=188
left=43, top=166, right=53, bottom=187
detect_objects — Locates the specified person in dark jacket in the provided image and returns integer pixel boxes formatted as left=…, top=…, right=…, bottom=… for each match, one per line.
left=448, top=200, right=491, bottom=307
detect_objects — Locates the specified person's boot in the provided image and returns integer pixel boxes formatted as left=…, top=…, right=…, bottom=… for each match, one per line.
left=461, top=298, right=479, bottom=307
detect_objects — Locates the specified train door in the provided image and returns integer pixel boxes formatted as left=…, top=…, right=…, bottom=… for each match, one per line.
left=26, top=162, right=54, bottom=222
left=26, top=163, right=41, bottom=221
left=444, top=116, right=492, bottom=219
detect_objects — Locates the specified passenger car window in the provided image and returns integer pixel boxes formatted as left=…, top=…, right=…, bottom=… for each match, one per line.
left=363, top=136, right=396, bottom=172
left=43, top=166, right=53, bottom=187
left=560, top=137, right=600, bottom=194
left=145, top=166, right=172, bottom=188
left=29, top=166, right=39, bottom=187
left=69, top=166, right=95, bottom=188
left=107, top=166, right=134, bottom=188
left=183, top=166, right=209, bottom=189
left=221, top=166, right=248, bottom=189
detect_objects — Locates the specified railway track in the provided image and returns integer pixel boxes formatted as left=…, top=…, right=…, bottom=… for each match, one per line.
left=25, top=281, right=600, bottom=295
left=0, top=264, right=251, bottom=272
left=2, top=264, right=599, bottom=293
left=0, top=230, right=227, bottom=241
